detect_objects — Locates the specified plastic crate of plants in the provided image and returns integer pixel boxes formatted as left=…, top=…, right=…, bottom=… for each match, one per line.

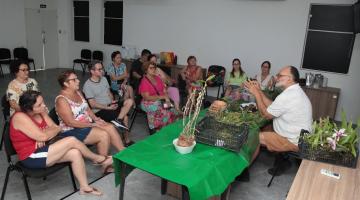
left=195, top=116, right=249, bottom=152
left=298, top=113, right=359, bottom=168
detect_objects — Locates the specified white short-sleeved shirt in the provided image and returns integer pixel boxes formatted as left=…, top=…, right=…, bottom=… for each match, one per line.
left=267, top=84, right=312, bottom=144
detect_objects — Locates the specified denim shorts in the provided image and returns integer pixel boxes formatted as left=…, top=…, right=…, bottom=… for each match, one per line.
left=21, top=145, right=49, bottom=169
left=60, top=127, right=92, bottom=142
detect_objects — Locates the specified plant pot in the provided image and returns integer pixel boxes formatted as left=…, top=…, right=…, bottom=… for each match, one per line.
left=173, top=138, right=196, bottom=154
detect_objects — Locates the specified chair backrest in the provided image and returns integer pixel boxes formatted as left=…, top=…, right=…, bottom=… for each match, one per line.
left=49, top=107, right=60, bottom=125
left=13, top=47, right=29, bottom=60
left=3, top=123, right=17, bottom=163
left=206, top=65, right=226, bottom=87
left=92, top=50, right=103, bottom=61
left=1, top=94, right=10, bottom=120
left=0, top=48, right=11, bottom=60
left=81, top=49, right=92, bottom=60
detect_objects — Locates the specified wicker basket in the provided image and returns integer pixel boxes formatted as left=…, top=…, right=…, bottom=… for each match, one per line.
left=195, top=116, right=249, bottom=152
left=298, top=130, right=359, bottom=168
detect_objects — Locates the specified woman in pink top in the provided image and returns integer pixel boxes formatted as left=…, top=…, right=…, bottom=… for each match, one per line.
left=138, top=62, right=179, bottom=130
left=147, top=54, right=181, bottom=112
left=10, top=91, right=112, bottom=196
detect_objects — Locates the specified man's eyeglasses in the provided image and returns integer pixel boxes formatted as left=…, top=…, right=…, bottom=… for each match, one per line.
left=66, top=78, right=79, bottom=82
left=95, top=68, right=104, bottom=71
left=19, top=68, right=29, bottom=72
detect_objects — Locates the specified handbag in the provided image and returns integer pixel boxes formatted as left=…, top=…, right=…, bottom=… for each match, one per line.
left=144, top=76, right=174, bottom=109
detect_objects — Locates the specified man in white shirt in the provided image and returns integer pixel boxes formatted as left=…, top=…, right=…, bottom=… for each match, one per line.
left=245, top=66, right=312, bottom=153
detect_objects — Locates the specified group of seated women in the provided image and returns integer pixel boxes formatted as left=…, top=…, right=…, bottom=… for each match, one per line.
left=5, top=52, right=276, bottom=196
left=6, top=60, right=127, bottom=196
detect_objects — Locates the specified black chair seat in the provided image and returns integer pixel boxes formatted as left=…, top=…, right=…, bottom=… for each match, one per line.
left=16, top=162, right=71, bottom=178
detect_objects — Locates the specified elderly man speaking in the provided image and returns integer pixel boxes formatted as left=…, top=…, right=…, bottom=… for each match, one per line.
left=245, top=66, right=312, bottom=153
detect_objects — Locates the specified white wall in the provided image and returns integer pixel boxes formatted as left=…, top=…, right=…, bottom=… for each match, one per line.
left=0, top=0, right=26, bottom=73
left=1, top=0, right=359, bottom=121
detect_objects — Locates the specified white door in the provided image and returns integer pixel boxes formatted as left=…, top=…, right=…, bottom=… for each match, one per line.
left=25, top=9, right=59, bottom=70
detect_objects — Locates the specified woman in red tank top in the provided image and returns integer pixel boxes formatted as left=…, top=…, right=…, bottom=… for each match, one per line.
left=180, top=56, right=204, bottom=95
left=10, top=91, right=113, bottom=196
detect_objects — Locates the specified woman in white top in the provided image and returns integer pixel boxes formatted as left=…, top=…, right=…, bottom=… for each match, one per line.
left=55, top=70, right=125, bottom=160
left=254, top=61, right=275, bottom=90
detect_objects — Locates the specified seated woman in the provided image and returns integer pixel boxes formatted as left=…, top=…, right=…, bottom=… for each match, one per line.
left=7, top=60, right=39, bottom=116
left=180, top=56, right=204, bottom=95
left=148, top=54, right=181, bottom=112
left=139, top=62, right=179, bottom=130
left=224, top=58, right=247, bottom=100
left=55, top=70, right=125, bottom=157
left=106, top=51, right=134, bottom=102
left=10, top=91, right=112, bottom=196
left=254, top=61, right=275, bottom=90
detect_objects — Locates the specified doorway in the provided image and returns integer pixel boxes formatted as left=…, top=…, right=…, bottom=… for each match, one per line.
left=25, top=8, right=59, bottom=70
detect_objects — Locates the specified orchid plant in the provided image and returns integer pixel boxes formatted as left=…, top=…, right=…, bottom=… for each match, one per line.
left=303, top=111, right=360, bottom=157
left=177, top=75, right=215, bottom=147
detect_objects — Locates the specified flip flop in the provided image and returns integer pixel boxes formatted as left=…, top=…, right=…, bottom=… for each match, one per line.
left=102, top=165, right=114, bottom=175
left=79, top=187, right=103, bottom=196
left=93, top=156, right=112, bottom=166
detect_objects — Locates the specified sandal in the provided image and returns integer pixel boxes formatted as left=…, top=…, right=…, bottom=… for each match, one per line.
left=93, top=156, right=112, bottom=166
left=79, top=187, right=103, bottom=196
left=102, top=165, right=114, bottom=175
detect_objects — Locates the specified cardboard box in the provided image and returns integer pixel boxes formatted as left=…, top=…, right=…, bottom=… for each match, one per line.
left=166, top=181, right=230, bottom=200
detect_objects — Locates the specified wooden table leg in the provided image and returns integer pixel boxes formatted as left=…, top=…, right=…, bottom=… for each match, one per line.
left=161, top=178, right=168, bottom=195
left=119, top=161, right=127, bottom=200
left=181, top=185, right=190, bottom=200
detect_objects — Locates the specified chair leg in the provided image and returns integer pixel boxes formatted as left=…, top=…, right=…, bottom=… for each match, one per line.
left=0, top=167, right=11, bottom=200
left=0, top=122, right=8, bottom=151
left=0, top=64, right=3, bottom=77
left=31, top=61, right=36, bottom=73
left=267, top=157, right=281, bottom=187
left=217, top=86, right=221, bottom=99
left=129, top=109, right=138, bottom=130
left=22, top=174, right=32, bottom=200
left=72, top=63, right=75, bottom=71
left=68, top=165, right=77, bottom=191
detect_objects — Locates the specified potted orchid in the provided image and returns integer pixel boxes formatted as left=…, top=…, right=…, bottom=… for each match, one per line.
left=299, top=111, right=360, bottom=168
left=173, top=75, right=215, bottom=154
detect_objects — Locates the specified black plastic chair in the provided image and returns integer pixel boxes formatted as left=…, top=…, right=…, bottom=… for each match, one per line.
left=0, top=48, right=12, bottom=76
left=92, top=50, right=103, bottom=63
left=267, top=151, right=301, bottom=187
left=0, top=124, right=77, bottom=200
left=0, top=95, right=10, bottom=150
left=73, top=49, right=91, bottom=73
left=205, top=65, right=226, bottom=99
left=13, top=47, right=36, bottom=72
left=48, top=107, right=60, bottom=125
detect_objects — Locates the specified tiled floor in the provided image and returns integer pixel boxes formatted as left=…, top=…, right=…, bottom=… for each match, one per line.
left=0, top=69, right=298, bottom=200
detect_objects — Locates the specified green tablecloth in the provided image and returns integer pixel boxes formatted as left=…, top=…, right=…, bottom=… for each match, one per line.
left=113, top=110, right=262, bottom=200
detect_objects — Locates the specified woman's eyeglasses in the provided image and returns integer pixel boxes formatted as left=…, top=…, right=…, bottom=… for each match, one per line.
left=66, top=78, right=79, bottom=82
left=19, top=68, right=29, bottom=72
left=149, top=65, right=157, bottom=70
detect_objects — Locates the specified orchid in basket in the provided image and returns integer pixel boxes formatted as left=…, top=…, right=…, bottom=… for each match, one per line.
left=303, top=111, right=360, bottom=157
